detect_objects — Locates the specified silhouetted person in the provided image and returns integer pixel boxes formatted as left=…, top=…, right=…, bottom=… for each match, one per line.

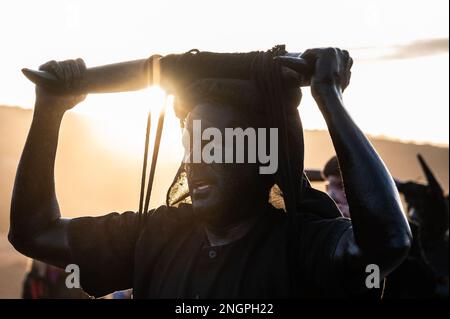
left=9, top=49, right=411, bottom=298
left=395, top=154, right=449, bottom=297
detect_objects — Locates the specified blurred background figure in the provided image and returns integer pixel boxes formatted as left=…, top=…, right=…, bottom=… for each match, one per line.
left=322, top=156, right=350, bottom=218
left=108, top=289, right=132, bottom=299
left=22, top=259, right=88, bottom=299
left=395, top=154, right=449, bottom=298
left=22, top=260, right=133, bottom=299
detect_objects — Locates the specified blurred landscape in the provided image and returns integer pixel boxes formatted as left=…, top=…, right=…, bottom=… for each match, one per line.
left=0, top=105, right=448, bottom=298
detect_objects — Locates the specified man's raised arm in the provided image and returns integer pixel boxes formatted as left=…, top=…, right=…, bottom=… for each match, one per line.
left=278, top=48, right=412, bottom=292
left=9, top=59, right=87, bottom=268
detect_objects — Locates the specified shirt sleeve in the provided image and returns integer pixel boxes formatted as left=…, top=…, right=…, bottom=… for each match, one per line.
left=67, top=211, right=140, bottom=298
left=296, top=213, right=352, bottom=297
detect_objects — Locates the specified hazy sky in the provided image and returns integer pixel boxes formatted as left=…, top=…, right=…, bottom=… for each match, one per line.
left=0, top=0, right=448, bottom=147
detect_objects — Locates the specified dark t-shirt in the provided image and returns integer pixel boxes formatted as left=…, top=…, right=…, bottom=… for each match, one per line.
left=67, top=204, right=352, bottom=298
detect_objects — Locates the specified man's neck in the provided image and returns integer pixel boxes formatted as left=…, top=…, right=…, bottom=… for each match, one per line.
left=204, top=216, right=259, bottom=247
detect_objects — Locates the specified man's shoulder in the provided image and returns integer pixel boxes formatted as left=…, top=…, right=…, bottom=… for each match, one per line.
left=143, top=203, right=196, bottom=227
left=150, top=203, right=194, bottom=216
left=265, top=205, right=350, bottom=225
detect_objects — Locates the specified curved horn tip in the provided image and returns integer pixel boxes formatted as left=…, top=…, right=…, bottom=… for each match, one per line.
left=21, top=68, right=59, bottom=88
left=417, top=153, right=443, bottom=192
left=21, top=68, right=32, bottom=77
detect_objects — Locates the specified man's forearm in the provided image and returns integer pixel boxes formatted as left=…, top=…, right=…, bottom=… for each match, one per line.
left=9, top=104, right=65, bottom=242
left=315, top=85, right=411, bottom=268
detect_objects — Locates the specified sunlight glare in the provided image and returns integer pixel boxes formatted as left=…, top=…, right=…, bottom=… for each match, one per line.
left=84, top=85, right=184, bottom=159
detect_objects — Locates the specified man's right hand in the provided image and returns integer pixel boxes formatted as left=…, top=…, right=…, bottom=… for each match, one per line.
left=35, top=59, right=87, bottom=113
left=300, top=48, right=353, bottom=99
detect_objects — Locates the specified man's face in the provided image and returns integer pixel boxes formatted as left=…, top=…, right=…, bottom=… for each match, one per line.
left=325, top=175, right=350, bottom=218
left=183, top=103, right=270, bottom=227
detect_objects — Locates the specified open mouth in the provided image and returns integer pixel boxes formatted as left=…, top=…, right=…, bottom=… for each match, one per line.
left=192, top=180, right=213, bottom=190
left=196, top=183, right=211, bottom=191
left=190, top=178, right=215, bottom=197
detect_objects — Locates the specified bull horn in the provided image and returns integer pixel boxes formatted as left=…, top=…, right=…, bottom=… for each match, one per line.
left=417, top=154, right=443, bottom=194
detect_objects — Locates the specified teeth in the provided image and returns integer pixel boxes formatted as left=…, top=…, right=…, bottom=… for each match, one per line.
left=197, top=185, right=210, bottom=191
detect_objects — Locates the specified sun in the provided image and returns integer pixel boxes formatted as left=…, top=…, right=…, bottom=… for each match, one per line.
left=79, top=86, right=184, bottom=162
